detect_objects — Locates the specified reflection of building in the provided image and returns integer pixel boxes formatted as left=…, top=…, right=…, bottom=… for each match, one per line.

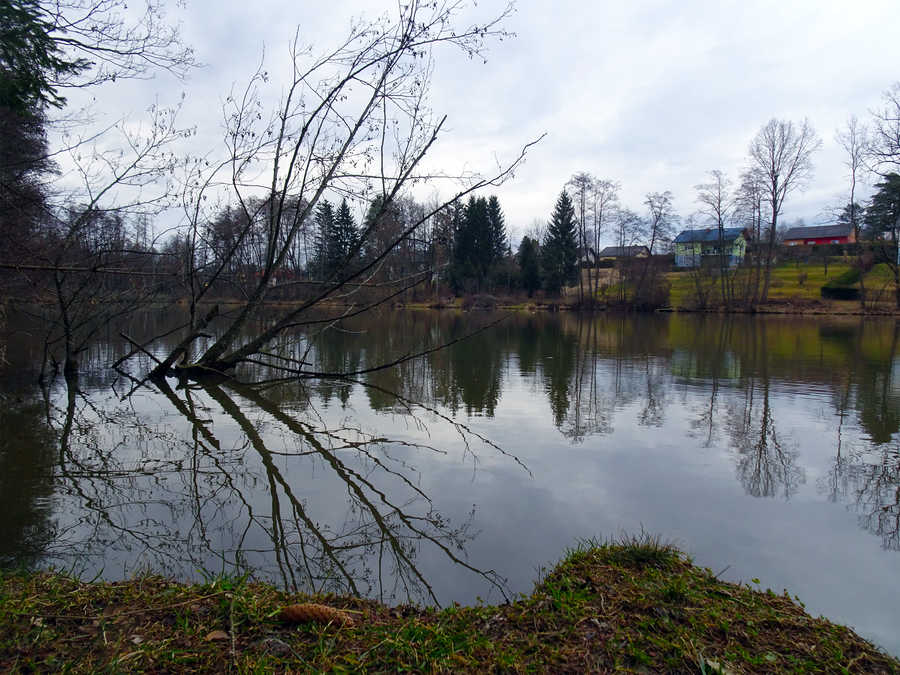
left=783, top=223, right=855, bottom=246
left=670, top=349, right=740, bottom=381
left=673, top=228, right=748, bottom=268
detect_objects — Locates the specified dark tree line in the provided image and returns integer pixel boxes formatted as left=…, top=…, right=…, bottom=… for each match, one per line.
left=449, top=194, right=509, bottom=293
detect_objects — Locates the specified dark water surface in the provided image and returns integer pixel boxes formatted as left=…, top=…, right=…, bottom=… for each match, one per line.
left=2, top=310, right=900, bottom=655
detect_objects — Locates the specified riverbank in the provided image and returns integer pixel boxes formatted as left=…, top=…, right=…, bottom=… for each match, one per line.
left=2, top=538, right=896, bottom=673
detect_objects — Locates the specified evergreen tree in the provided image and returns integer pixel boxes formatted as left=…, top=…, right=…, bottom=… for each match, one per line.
left=313, top=199, right=336, bottom=278
left=333, top=198, right=359, bottom=264
left=449, top=194, right=510, bottom=292
left=517, top=235, right=541, bottom=297
left=542, top=190, right=578, bottom=294
left=451, top=196, right=487, bottom=291
left=486, top=195, right=507, bottom=263
left=837, top=201, right=865, bottom=237
left=0, top=0, right=88, bottom=113
left=864, top=175, right=900, bottom=242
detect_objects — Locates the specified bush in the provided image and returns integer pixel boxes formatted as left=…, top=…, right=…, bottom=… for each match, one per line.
left=824, top=267, right=861, bottom=287
left=821, top=286, right=860, bottom=300
left=821, top=267, right=861, bottom=300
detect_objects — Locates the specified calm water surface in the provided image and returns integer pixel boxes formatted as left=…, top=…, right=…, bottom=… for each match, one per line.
left=2, top=310, right=900, bottom=655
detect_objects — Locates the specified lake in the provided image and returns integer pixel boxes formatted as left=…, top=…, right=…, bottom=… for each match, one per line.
left=2, top=309, right=899, bottom=655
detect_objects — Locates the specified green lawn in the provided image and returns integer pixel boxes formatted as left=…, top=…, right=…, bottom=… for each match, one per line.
left=666, top=260, right=897, bottom=309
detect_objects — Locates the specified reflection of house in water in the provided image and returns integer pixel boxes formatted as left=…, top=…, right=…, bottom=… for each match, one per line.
left=670, top=349, right=740, bottom=381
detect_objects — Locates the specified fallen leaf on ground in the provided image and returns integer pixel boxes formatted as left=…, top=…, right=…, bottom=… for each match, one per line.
left=279, top=603, right=354, bottom=627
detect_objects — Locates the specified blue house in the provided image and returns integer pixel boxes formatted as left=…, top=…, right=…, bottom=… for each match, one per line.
left=673, top=228, right=749, bottom=268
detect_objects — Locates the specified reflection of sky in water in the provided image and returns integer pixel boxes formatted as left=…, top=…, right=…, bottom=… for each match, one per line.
left=2, top=312, right=900, bottom=656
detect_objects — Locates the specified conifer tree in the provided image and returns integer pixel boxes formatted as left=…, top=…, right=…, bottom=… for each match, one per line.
left=313, top=199, right=336, bottom=278
left=542, top=190, right=578, bottom=294
left=517, top=235, right=541, bottom=297
left=334, top=198, right=359, bottom=265
left=486, top=195, right=507, bottom=262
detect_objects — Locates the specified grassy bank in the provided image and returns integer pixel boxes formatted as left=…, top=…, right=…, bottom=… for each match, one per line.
left=667, top=262, right=899, bottom=312
left=2, top=538, right=896, bottom=673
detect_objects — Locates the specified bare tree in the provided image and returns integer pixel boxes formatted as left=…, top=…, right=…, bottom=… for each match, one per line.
left=611, top=208, right=644, bottom=302
left=836, top=115, right=869, bottom=242
left=695, top=170, right=734, bottom=306
left=748, top=118, right=821, bottom=302
left=589, top=179, right=619, bottom=299
left=40, top=0, right=197, bottom=94
left=28, top=102, right=188, bottom=375
left=870, top=82, right=900, bottom=175
left=644, top=190, right=676, bottom=255
left=735, top=168, right=765, bottom=303
left=567, top=172, right=594, bottom=306
left=138, top=2, right=539, bottom=380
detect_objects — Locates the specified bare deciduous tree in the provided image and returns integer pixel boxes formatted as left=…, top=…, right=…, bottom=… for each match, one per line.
left=695, top=170, right=734, bottom=306
left=870, top=82, right=900, bottom=175
left=135, top=1, right=539, bottom=381
left=589, top=179, right=619, bottom=299
left=748, top=118, right=821, bottom=301
left=41, top=0, right=197, bottom=93
left=836, top=115, right=869, bottom=242
left=644, top=190, right=676, bottom=255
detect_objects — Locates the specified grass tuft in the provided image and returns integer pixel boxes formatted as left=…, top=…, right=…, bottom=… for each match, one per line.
left=593, top=531, right=681, bottom=570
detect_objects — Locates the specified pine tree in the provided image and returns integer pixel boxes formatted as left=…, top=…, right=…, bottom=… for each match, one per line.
left=0, top=0, right=88, bottom=112
left=517, top=236, right=541, bottom=297
left=486, top=195, right=507, bottom=263
left=333, top=198, right=359, bottom=265
left=449, top=194, right=511, bottom=292
left=451, top=196, right=487, bottom=291
left=313, top=199, right=336, bottom=278
left=542, top=191, right=578, bottom=294
left=864, top=174, right=900, bottom=241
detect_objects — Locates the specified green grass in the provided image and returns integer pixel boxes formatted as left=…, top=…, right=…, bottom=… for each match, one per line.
left=666, top=261, right=885, bottom=309
left=2, top=539, right=897, bottom=672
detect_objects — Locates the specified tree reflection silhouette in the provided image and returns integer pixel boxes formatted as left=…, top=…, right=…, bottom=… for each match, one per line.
left=0, top=387, right=57, bottom=568
left=726, top=322, right=805, bottom=499
left=35, top=364, right=513, bottom=605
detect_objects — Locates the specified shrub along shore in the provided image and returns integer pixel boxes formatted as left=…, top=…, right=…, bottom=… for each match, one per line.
left=1, top=538, right=897, bottom=673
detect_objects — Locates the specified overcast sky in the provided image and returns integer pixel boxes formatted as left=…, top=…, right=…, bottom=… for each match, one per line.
left=66, top=0, right=900, bottom=245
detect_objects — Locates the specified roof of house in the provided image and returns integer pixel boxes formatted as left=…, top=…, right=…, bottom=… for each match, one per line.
left=782, top=223, right=852, bottom=241
left=597, top=245, right=649, bottom=258
left=673, top=228, right=746, bottom=244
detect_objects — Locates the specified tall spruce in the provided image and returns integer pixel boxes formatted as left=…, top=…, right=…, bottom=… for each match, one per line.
left=864, top=174, right=900, bottom=241
left=517, top=235, right=541, bottom=297
left=0, top=0, right=88, bottom=112
left=542, top=190, right=578, bottom=294
left=451, top=195, right=499, bottom=291
left=333, top=198, right=359, bottom=267
left=313, top=199, right=336, bottom=279
left=486, top=195, right=507, bottom=261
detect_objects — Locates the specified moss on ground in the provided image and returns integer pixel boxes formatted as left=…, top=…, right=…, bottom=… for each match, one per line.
left=1, top=538, right=896, bottom=673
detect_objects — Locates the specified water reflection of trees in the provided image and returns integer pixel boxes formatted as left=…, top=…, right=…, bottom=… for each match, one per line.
left=7, top=309, right=900, bottom=591
left=27, top=364, right=514, bottom=605
left=0, top=388, right=58, bottom=568
left=825, top=445, right=900, bottom=550
left=724, top=322, right=805, bottom=499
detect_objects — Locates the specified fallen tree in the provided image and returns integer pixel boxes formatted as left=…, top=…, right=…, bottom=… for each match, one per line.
left=132, top=1, right=541, bottom=382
